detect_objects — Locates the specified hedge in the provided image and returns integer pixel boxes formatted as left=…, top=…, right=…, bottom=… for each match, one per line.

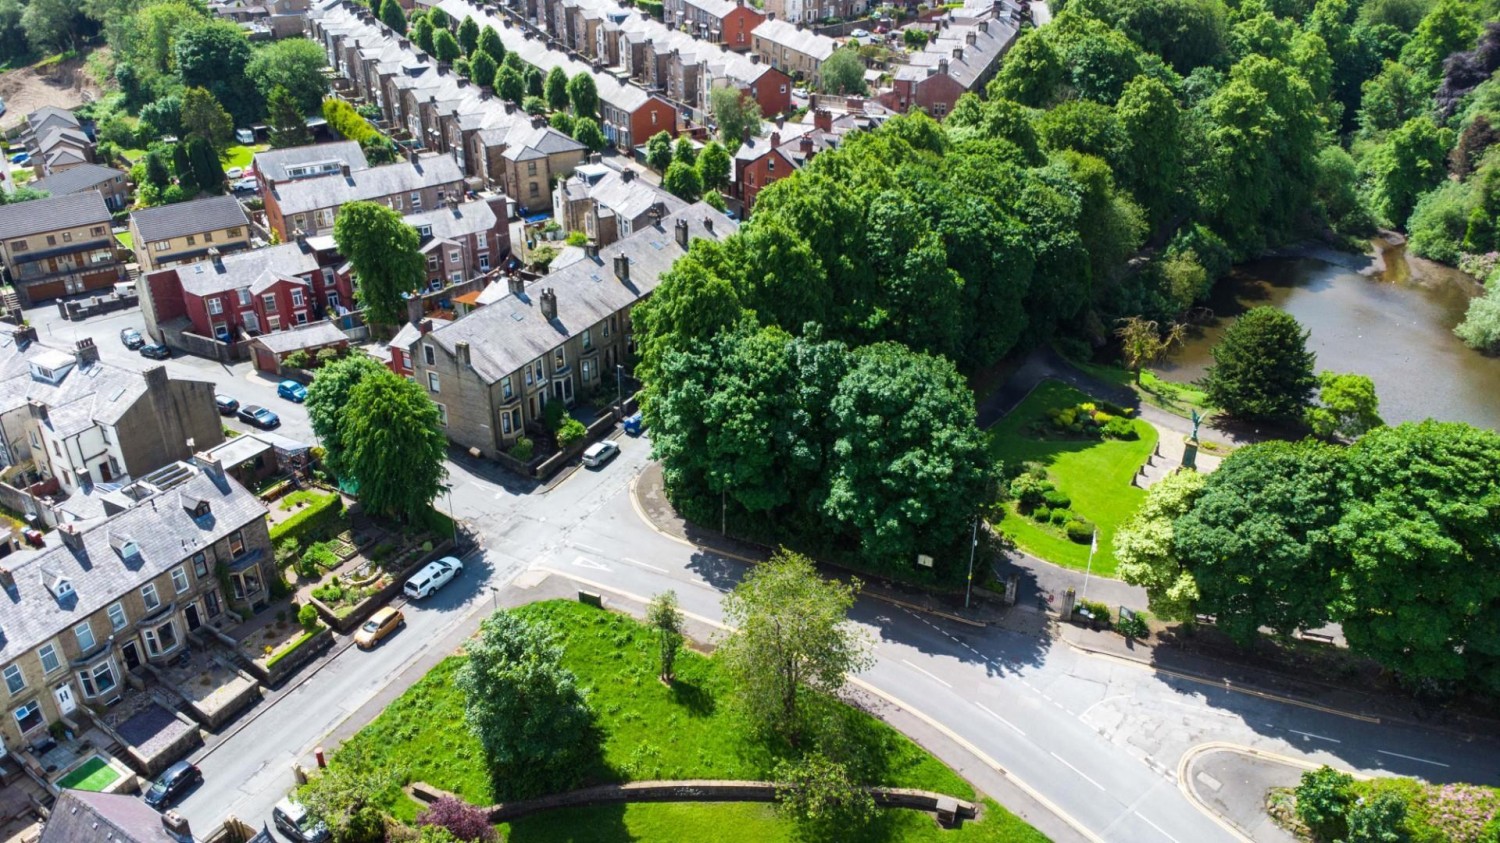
left=322, top=98, right=383, bottom=145
left=265, top=625, right=324, bottom=670
left=269, top=492, right=346, bottom=545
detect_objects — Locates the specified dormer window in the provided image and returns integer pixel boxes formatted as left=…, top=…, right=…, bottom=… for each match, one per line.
left=49, top=574, right=73, bottom=600
left=110, top=533, right=141, bottom=561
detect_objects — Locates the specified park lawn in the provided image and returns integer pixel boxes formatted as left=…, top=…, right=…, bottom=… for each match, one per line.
left=337, top=600, right=974, bottom=821
left=221, top=144, right=268, bottom=170
left=501, top=798, right=1052, bottom=842
left=1070, top=359, right=1214, bottom=419
left=55, top=757, right=120, bottom=792
left=989, top=380, right=1158, bottom=579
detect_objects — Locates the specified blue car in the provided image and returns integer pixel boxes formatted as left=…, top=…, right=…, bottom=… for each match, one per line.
left=623, top=412, right=645, bottom=436
left=277, top=380, right=308, bottom=402
left=8, top=152, right=28, bottom=165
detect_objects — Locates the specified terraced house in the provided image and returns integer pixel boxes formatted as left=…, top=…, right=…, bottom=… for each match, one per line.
left=261, top=153, right=466, bottom=242
left=0, top=192, right=124, bottom=306
left=128, top=196, right=253, bottom=274
left=0, top=457, right=271, bottom=760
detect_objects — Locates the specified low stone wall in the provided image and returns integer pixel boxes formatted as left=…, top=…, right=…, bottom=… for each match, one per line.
left=0, top=481, right=50, bottom=527
left=57, top=291, right=139, bottom=321
left=309, top=538, right=457, bottom=634
left=161, top=323, right=250, bottom=362
left=534, top=413, right=622, bottom=479
left=246, top=626, right=334, bottom=688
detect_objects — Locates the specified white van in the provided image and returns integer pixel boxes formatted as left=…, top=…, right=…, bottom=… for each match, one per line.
left=403, top=556, right=463, bottom=599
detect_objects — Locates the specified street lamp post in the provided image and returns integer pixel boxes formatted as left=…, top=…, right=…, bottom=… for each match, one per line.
left=616, top=364, right=624, bottom=414
left=443, top=484, right=458, bottom=545
left=1082, top=528, right=1098, bottom=602
left=965, top=518, right=978, bottom=610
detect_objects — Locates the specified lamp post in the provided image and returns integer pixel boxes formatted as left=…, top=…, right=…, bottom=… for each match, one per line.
left=1081, top=528, right=1098, bottom=602
left=616, top=364, right=624, bottom=414
left=443, top=484, right=458, bottom=545
left=964, top=518, right=978, bottom=610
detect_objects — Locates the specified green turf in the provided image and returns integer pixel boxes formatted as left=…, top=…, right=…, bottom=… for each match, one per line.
left=221, top=144, right=268, bottom=170
left=501, top=798, right=1052, bottom=842
left=56, top=757, right=120, bottom=791
left=115, top=231, right=132, bottom=250
left=336, top=600, right=975, bottom=819
left=989, top=380, right=1158, bottom=578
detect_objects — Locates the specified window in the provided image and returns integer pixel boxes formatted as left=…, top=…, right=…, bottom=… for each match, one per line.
left=61, top=232, right=72, bottom=243
left=238, top=288, right=252, bottom=306
left=780, top=83, right=788, bottom=93
left=327, top=293, right=341, bottom=310
left=207, top=297, right=223, bottom=315
left=427, top=254, right=439, bottom=271
left=74, top=622, right=95, bottom=653
left=410, top=192, right=422, bottom=210
left=391, top=196, right=402, bottom=210
left=294, top=215, right=306, bottom=231
left=262, top=294, right=278, bottom=311
left=423, top=345, right=435, bottom=366
left=501, top=412, right=511, bottom=434
left=533, top=359, right=544, bottom=382
left=296, top=311, right=308, bottom=325
left=502, top=376, right=513, bottom=400
left=3, top=665, right=24, bottom=695
left=553, top=348, right=567, bottom=371
left=416, top=224, right=433, bottom=239
left=228, top=227, right=242, bottom=237
left=529, top=182, right=540, bottom=198
left=154, top=241, right=169, bottom=252
left=10, top=240, right=26, bottom=252
left=143, top=621, right=179, bottom=657
left=603, top=316, right=611, bottom=338
left=448, top=249, right=461, bottom=265
left=435, top=403, right=447, bottom=426
left=479, top=252, right=490, bottom=271
left=582, top=328, right=592, bottom=350
left=204, top=231, right=213, bottom=242
left=108, top=456, right=121, bottom=477
left=79, top=661, right=116, bottom=698
left=321, top=268, right=335, bottom=287
left=141, top=583, right=160, bottom=612
left=527, top=161, right=538, bottom=176
left=229, top=530, right=245, bottom=557
left=428, top=372, right=441, bottom=393
left=13, top=702, right=42, bottom=734
left=46, top=235, right=55, bottom=246
left=171, top=566, right=189, bottom=594
left=268, top=315, right=281, bottom=331
left=28, top=430, right=38, bottom=448
left=107, top=602, right=127, bottom=631
left=186, top=235, right=196, bottom=246
left=38, top=644, right=60, bottom=674
left=291, top=289, right=304, bottom=307
left=192, top=552, right=208, bottom=579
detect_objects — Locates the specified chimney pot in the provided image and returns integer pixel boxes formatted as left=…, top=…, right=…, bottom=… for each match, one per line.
left=613, top=253, right=630, bottom=282
left=74, top=337, right=100, bottom=366
left=508, top=274, right=525, bottom=295
left=419, top=318, right=434, bottom=334
left=540, top=287, right=558, bottom=320
left=621, top=168, right=636, bottom=182
left=585, top=241, right=598, bottom=260
left=0, top=568, right=14, bottom=591
left=770, top=131, right=780, bottom=147
left=674, top=217, right=689, bottom=249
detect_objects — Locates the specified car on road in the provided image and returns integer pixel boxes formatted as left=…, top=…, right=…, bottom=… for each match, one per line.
left=278, top=380, right=307, bottom=402
left=8, top=152, right=27, bottom=165
left=582, top=440, right=619, bottom=468
left=237, top=405, right=281, bottom=429
left=354, top=607, right=405, bottom=649
left=120, top=327, right=145, bottom=349
left=792, top=87, right=809, bottom=98
left=139, top=343, right=171, bottom=360
left=143, top=761, right=202, bottom=810
left=403, top=556, right=463, bottom=599
left=215, top=394, right=240, bottom=415
left=272, top=795, right=330, bottom=843
left=623, top=412, right=645, bottom=436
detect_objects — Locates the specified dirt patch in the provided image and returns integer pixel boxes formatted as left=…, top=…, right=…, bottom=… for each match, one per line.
left=0, top=53, right=105, bottom=134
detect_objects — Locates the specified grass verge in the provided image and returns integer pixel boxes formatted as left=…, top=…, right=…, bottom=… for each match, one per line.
left=221, top=144, right=268, bottom=170
left=989, top=380, right=1157, bottom=578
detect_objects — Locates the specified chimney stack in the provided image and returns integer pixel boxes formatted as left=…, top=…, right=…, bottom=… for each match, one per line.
left=704, top=217, right=713, bottom=234
left=814, top=108, right=832, bottom=132
left=585, top=241, right=599, bottom=260
left=770, top=131, right=780, bottom=147
left=191, top=452, right=225, bottom=481
left=674, top=218, right=689, bottom=249
left=0, top=568, right=14, bottom=592
left=407, top=294, right=425, bottom=326
left=13, top=325, right=37, bottom=347
left=456, top=341, right=471, bottom=367
left=953, top=47, right=963, bottom=60
left=340, top=162, right=352, bottom=179
left=74, top=337, right=100, bottom=366
left=613, top=254, right=630, bottom=282
left=539, top=287, right=558, bottom=320
left=508, top=273, right=525, bottom=296
left=161, top=811, right=193, bottom=843
left=938, top=57, right=948, bottom=75
left=419, top=318, right=434, bottom=334
left=966, top=30, right=977, bottom=45
left=621, top=168, right=636, bottom=183
left=59, top=523, right=85, bottom=551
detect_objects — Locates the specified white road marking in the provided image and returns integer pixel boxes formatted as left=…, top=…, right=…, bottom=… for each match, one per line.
left=1287, top=729, right=1340, bottom=743
left=975, top=702, right=1025, bottom=736
left=621, top=556, right=667, bottom=573
left=1377, top=750, right=1449, bottom=768
left=901, top=659, right=954, bottom=689
left=1135, top=811, right=1183, bottom=843
left=571, top=541, right=608, bottom=557
left=1049, top=751, right=1106, bottom=791
left=571, top=555, right=612, bottom=571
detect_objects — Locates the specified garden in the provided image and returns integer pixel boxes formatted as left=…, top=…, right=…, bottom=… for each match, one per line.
left=989, top=380, right=1158, bottom=578
left=1273, top=765, right=1500, bottom=843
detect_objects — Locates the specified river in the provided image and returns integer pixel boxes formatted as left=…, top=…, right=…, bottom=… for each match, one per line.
left=1155, top=238, right=1500, bottom=430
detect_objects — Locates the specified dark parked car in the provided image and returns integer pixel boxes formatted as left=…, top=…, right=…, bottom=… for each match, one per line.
left=237, top=405, right=281, bottom=429
left=120, top=328, right=144, bottom=349
left=272, top=796, right=330, bottom=842
left=139, top=343, right=171, bottom=360
left=143, top=760, right=201, bottom=810
left=215, top=395, right=239, bottom=415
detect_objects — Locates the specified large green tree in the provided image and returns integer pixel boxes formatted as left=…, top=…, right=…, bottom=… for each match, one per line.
left=341, top=369, right=448, bottom=522
left=1203, top=306, right=1318, bottom=421
left=184, top=135, right=225, bottom=195
left=1305, top=371, right=1383, bottom=440
left=180, top=87, right=234, bottom=153
left=710, top=86, right=762, bottom=145
left=333, top=201, right=426, bottom=327
left=662, top=160, right=702, bottom=201
left=174, top=19, right=262, bottom=125
left=1115, top=469, right=1208, bottom=622
left=457, top=15, right=478, bottom=54
left=300, top=742, right=402, bottom=843
left=697, top=140, right=731, bottom=193
left=247, top=38, right=331, bottom=116
left=304, top=353, right=388, bottom=481
left=567, top=72, right=598, bottom=118
left=477, top=24, right=504, bottom=64
left=820, top=48, right=867, bottom=95
left=432, top=27, right=460, bottom=64
left=544, top=66, right=569, bottom=112
left=268, top=86, right=313, bottom=149
left=1358, top=115, right=1454, bottom=226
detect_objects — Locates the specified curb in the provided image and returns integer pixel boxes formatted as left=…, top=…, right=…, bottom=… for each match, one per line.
left=1176, top=742, right=1369, bottom=843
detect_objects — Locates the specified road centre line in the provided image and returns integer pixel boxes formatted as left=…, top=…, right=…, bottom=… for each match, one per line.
left=1287, top=729, right=1340, bottom=743
left=1135, top=811, right=1184, bottom=843
left=1377, top=749, right=1450, bottom=768
left=621, top=556, right=668, bottom=573
left=901, top=659, right=954, bottom=689
left=1050, top=751, right=1107, bottom=791
left=975, top=702, right=1026, bottom=736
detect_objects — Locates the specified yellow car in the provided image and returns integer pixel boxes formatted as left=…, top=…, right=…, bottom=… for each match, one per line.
left=354, top=607, right=405, bottom=649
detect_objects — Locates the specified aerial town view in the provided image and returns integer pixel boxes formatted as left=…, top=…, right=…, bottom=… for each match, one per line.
left=0, top=0, right=1497, bottom=840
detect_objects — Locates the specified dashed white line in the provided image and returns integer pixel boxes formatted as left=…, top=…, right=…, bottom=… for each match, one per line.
left=621, top=556, right=667, bottom=573
left=1135, top=811, right=1182, bottom=843
left=975, top=702, right=1025, bottom=736
left=1288, top=729, right=1340, bottom=743
left=901, top=659, right=954, bottom=689
left=1049, top=751, right=1105, bottom=791
left=1377, top=749, right=1449, bottom=768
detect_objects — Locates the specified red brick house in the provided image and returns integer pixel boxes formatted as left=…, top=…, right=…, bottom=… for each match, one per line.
left=665, top=0, right=766, bottom=51
left=249, top=321, right=351, bottom=373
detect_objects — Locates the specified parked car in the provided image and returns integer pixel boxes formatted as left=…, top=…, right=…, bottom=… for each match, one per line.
left=225, top=166, right=244, bottom=179
left=278, top=380, right=308, bottom=402
left=582, top=440, right=619, bottom=468
left=143, top=761, right=201, bottom=810
left=237, top=405, right=281, bottom=429
left=232, top=177, right=259, bottom=193
left=354, top=607, right=405, bottom=649
left=215, top=394, right=240, bottom=415
left=403, top=556, right=463, bottom=600
left=8, top=152, right=28, bottom=165
left=272, top=795, right=330, bottom=843
left=623, top=412, right=645, bottom=436
left=119, top=327, right=144, bottom=349
left=139, top=343, right=171, bottom=360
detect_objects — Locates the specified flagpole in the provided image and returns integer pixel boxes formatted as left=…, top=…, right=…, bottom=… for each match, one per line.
left=1082, top=528, right=1097, bottom=602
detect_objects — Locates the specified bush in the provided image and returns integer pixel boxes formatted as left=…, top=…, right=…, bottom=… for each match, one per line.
left=312, top=582, right=345, bottom=604
left=1050, top=508, right=1072, bottom=525
left=1296, top=766, right=1355, bottom=842
left=303, top=541, right=340, bottom=570
left=316, top=347, right=343, bottom=367
left=1117, top=612, right=1149, bottom=639
left=542, top=399, right=566, bottom=432
left=298, top=603, right=321, bottom=631
left=1065, top=519, right=1094, bottom=543
left=269, top=493, right=345, bottom=545
left=510, top=437, right=535, bottom=461
left=565, top=230, right=588, bottom=247
left=416, top=796, right=497, bottom=842
left=1008, top=472, right=1051, bottom=510
left=1042, top=489, right=1071, bottom=510
left=1032, top=505, right=1052, bottom=523
left=1344, top=791, right=1406, bottom=843
left=556, top=417, right=586, bottom=447
left=284, top=350, right=312, bottom=370
left=1102, top=417, right=1137, bottom=439
left=1077, top=600, right=1111, bottom=623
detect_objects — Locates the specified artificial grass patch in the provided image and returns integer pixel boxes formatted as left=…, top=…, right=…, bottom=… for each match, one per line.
left=56, top=757, right=120, bottom=792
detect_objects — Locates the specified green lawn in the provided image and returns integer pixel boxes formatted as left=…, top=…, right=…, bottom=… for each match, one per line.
left=989, top=380, right=1158, bottom=578
left=115, top=231, right=132, bottom=250
left=502, top=798, right=1052, bottom=842
left=56, top=757, right=120, bottom=792
left=221, top=144, right=268, bottom=170
left=336, top=601, right=977, bottom=821
left=1069, top=359, right=1214, bottom=419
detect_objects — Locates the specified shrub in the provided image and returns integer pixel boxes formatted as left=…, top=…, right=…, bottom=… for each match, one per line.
left=1077, top=600, right=1111, bottom=623
left=1008, top=472, right=1050, bottom=510
left=1103, top=417, right=1137, bottom=439
left=416, top=796, right=497, bottom=842
left=510, top=437, right=535, bottom=461
left=315, top=347, right=343, bottom=367
left=1296, top=766, right=1355, bottom=842
left=303, top=541, right=340, bottom=570
left=1050, top=508, right=1072, bottom=525
left=1344, top=791, right=1406, bottom=843
left=298, top=603, right=320, bottom=631
left=1033, top=505, right=1052, bottom=523
left=1042, top=489, right=1071, bottom=510
left=312, top=582, right=345, bottom=603
left=542, top=400, right=566, bottom=431
left=1065, top=519, right=1094, bottom=543
left=557, top=417, right=586, bottom=447
left=1117, top=612, right=1149, bottom=639
left=284, top=350, right=312, bottom=370
left=565, top=230, right=588, bottom=247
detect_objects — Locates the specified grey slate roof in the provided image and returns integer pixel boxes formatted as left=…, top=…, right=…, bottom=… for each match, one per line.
left=29, top=164, right=127, bottom=198
left=561, top=165, right=686, bottom=223
left=427, top=202, right=735, bottom=384
left=901, top=21, right=1017, bottom=89
left=752, top=19, right=837, bottom=61
left=0, top=463, right=267, bottom=665
left=268, top=154, right=465, bottom=216
left=250, top=320, right=348, bottom=354
left=0, top=337, right=157, bottom=433
left=41, top=790, right=189, bottom=843
left=252, top=141, right=370, bottom=181
left=170, top=242, right=322, bottom=298
left=131, top=196, right=250, bottom=245
left=0, top=190, right=111, bottom=240
left=405, top=198, right=500, bottom=241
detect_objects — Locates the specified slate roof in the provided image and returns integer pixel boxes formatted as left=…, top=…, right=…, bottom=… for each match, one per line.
left=752, top=19, right=837, bottom=62
left=268, top=154, right=465, bottom=216
left=131, top=196, right=250, bottom=245
left=249, top=320, right=348, bottom=354
left=406, top=199, right=500, bottom=241
left=169, top=242, right=322, bottom=298
left=0, top=191, right=111, bottom=240
left=252, top=141, right=370, bottom=181
left=0, top=337, right=167, bottom=435
left=900, top=20, right=1017, bottom=89
left=499, top=125, right=588, bottom=162
left=427, top=202, right=735, bottom=384
left=0, top=463, right=266, bottom=665
left=29, top=164, right=127, bottom=198
left=560, top=165, right=685, bottom=223
left=40, top=790, right=189, bottom=843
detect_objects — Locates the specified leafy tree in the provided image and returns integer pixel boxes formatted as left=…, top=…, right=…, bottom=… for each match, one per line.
left=494, top=66, right=523, bottom=103
left=989, top=29, right=1064, bottom=107
left=820, top=48, right=867, bottom=95
left=247, top=37, right=331, bottom=116
left=773, top=754, right=876, bottom=839
left=0, top=186, right=49, bottom=205
left=1306, top=371, right=1383, bottom=440
left=415, top=796, right=496, bottom=842
left=672, top=136, right=698, bottom=168
left=144, top=150, right=172, bottom=189
left=717, top=550, right=871, bottom=742
left=468, top=51, right=497, bottom=96
left=300, top=742, right=402, bottom=843
left=342, top=369, right=448, bottom=522
left=1068, top=0, right=1228, bottom=73
left=0, top=0, right=28, bottom=64
left=20, top=0, right=80, bottom=52
left=646, top=590, right=684, bottom=682
left=171, top=142, right=195, bottom=192
left=572, top=116, right=606, bottom=152
left=1115, top=75, right=1181, bottom=224
left=412, top=15, right=435, bottom=54
left=697, top=140, right=731, bottom=193
left=523, top=64, right=543, bottom=98
left=1115, top=317, right=1186, bottom=384
left=549, top=111, right=575, bottom=135
left=1115, top=469, right=1208, bottom=622
left=1358, top=116, right=1454, bottom=226
left=663, top=160, right=703, bottom=201
left=139, top=94, right=185, bottom=142
left=184, top=136, right=225, bottom=195
left=1203, top=306, right=1317, bottom=421
left=567, top=72, right=598, bottom=118
left=1455, top=283, right=1500, bottom=352
left=1174, top=439, right=1347, bottom=644
left=544, top=66, right=569, bottom=111
left=426, top=6, right=448, bottom=29
left=1295, top=766, right=1355, bottom=842
left=1345, top=792, right=1409, bottom=843
left=502, top=51, right=523, bottom=72
left=332, top=200, right=426, bottom=327
left=377, top=0, right=405, bottom=33
left=432, top=27, right=460, bottom=64
left=710, top=85, right=762, bottom=145
left=175, top=20, right=261, bottom=125
left=305, top=354, right=388, bottom=480
left=1357, top=60, right=1428, bottom=139
left=477, top=25, right=504, bottom=64
left=645, top=130, right=674, bottom=171
left=457, top=15, right=478, bottom=55
left=455, top=611, right=592, bottom=798
left=180, top=87, right=234, bottom=152
left=1399, top=0, right=1479, bottom=79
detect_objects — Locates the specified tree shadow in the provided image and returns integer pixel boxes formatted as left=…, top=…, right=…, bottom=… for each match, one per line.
left=502, top=802, right=631, bottom=843
left=667, top=678, right=716, bottom=718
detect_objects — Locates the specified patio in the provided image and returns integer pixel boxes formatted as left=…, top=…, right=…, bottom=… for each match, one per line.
left=97, top=688, right=200, bottom=777
left=154, top=648, right=261, bottom=730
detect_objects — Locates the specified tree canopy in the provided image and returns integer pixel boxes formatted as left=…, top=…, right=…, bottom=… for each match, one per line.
left=1203, top=307, right=1318, bottom=421
left=340, top=368, right=448, bottom=523
left=332, top=200, right=426, bottom=327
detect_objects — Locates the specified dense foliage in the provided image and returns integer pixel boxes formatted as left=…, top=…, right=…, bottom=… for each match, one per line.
left=1202, top=307, right=1319, bottom=421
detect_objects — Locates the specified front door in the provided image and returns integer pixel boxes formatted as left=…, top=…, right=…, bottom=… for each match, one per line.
left=184, top=603, right=201, bottom=631
left=53, top=683, right=77, bottom=715
left=121, top=641, right=141, bottom=671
